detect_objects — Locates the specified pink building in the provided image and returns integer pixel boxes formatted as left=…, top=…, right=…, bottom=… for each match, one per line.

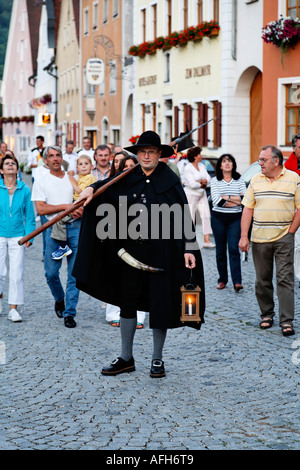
left=1, top=0, right=42, bottom=164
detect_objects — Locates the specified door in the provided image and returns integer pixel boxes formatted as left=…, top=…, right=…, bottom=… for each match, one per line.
left=250, top=72, right=262, bottom=163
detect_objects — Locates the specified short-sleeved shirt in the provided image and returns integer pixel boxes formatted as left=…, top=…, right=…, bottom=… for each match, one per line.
left=31, top=171, right=74, bottom=220
left=242, top=167, right=300, bottom=243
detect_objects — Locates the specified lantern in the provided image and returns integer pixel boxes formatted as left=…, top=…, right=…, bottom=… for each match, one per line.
left=180, top=283, right=201, bottom=324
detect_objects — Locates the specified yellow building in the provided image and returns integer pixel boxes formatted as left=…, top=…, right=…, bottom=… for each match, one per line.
left=132, top=0, right=221, bottom=152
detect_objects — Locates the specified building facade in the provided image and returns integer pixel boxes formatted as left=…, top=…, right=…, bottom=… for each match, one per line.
left=262, top=0, right=300, bottom=158
left=0, top=0, right=41, bottom=163
left=31, top=0, right=61, bottom=147
left=130, top=0, right=263, bottom=170
left=80, top=0, right=131, bottom=148
left=56, top=0, right=80, bottom=149
left=132, top=0, right=222, bottom=150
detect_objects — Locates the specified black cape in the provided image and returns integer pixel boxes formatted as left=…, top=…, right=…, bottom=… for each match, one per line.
left=72, top=162, right=205, bottom=330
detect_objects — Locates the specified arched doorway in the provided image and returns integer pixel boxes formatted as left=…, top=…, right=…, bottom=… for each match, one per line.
left=250, top=71, right=262, bottom=163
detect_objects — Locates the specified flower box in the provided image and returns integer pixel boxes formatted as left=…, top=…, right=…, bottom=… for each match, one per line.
left=128, top=20, right=220, bottom=57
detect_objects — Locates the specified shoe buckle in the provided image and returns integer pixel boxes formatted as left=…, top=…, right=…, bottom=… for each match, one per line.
left=152, top=360, right=163, bottom=367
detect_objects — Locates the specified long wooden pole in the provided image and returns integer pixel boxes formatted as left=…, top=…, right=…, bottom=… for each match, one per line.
left=18, top=163, right=140, bottom=246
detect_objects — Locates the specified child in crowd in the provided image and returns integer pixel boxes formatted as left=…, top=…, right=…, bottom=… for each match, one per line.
left=51, top=155, right=97, bottom=260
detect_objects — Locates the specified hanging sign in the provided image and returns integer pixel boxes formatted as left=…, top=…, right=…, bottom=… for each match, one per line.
left=86, top=58, right=105, bottom=85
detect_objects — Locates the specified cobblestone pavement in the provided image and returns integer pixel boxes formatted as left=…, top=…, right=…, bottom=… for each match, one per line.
left=0, top=174, right=299, bottom=451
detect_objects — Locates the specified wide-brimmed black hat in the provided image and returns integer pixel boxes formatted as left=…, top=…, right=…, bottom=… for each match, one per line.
left=173, top=127, right=195, bottom=152
left=124, top=131, right=174, bottom=158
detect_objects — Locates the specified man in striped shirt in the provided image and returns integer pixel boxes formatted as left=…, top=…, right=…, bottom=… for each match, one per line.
left=239, top=145, right=300, bottom=336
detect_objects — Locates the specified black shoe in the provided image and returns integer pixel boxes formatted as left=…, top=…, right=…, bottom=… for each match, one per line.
left=101, top=357, right=135, bottom=376
left=150, top=359, right=166, bottom=378
left=64, top=316, right=76, bottom=328
left=55, top=299, right=65, bottom=318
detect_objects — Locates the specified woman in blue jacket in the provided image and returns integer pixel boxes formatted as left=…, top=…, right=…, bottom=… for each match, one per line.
left=0, top=154, right=35, bottom=321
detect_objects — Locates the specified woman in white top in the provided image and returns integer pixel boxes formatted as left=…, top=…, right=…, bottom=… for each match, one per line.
left=183, top=146, right=215, bottom=248
left=210, top=154, right=246, bottom=292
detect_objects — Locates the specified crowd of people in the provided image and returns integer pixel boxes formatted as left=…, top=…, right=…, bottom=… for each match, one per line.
left=0, top=131, right=300, bottom=376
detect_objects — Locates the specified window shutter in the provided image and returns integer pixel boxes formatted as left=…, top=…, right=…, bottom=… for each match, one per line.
left=198, top=102, right=208, bottom=147
left=174, top=106, right=179, bottom=137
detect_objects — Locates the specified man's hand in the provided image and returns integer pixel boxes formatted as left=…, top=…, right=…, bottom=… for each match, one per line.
left=184, top=253, right=196, bottom=269
left=71, top=206, right=83, bottom=219
left=75, top=187, right=94, bottom=206
left=238, top=236, right=249, bottom=253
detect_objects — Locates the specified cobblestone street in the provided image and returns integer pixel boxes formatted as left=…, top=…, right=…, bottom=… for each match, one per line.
left=0, top=175, right=299, bottom=451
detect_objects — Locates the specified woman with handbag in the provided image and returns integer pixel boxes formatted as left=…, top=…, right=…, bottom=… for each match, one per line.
left=183, top=146, right=215, bottom=248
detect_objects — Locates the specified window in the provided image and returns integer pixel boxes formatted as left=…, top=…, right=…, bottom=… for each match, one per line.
left=287, top=0, right=300, bottom=18
left=164, top=52, right=171, bottom=83
left=213, top=0, right=219, bottom=22
left=141, top=104, right=146, bottom=133
left=112, top=128, right=120, bottom=145
left=93, top=2, right=98, bottom=29
left=166, top=0, right=172, bottom=35
left=152, top=4, right=157, bottom=39
left=103, top=0, right=108, bottom=23
left=109, top=62, right=116, bottom=94
left=20, top=40, right=24, bottom=62
left=83, top=8, right=89, bottom=35
left=19, top=71, right=23, bottom=91
left=102, top=119, right=109, bottom=144
left=213, top=100, right=222, bottom=147
left=141, top=8, right=146, bottom=42
left=286, top=84, right=300, bottom=145
left=183, top=0, right=189, bottom=29
left=197, top=102, right=208, bottom=147
left=197, top=0, right=203, bottom=23
left=152, top=103, right=157, bottom=131
left=113, top=0, right=119, bottom=18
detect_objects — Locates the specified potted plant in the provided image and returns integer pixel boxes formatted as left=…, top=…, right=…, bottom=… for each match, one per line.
left=262, top=16, right=300, bottom=62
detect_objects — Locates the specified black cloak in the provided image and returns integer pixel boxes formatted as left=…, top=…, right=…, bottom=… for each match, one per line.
left=72, top=162, right=205, bottom=330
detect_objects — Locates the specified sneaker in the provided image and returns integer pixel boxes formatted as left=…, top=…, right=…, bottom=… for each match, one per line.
left=203, top=241, right=216, bottom=248
left=51, top=245, right=72, bottom=260
left=8, top=308, right=22, bottom=322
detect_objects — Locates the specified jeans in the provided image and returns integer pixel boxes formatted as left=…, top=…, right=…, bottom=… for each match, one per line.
left=40, top=215, right=48, bottom=258
left=211, top=211, right=242, bottom=285
left=44, top=218, right=81, bottom=318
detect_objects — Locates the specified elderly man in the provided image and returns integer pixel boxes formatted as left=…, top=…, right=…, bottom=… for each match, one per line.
left=73, top=130, right=205, bottom=378
left=239, top=145, right=300, bottom=336
left=31, top=146, right=82, bottom=328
